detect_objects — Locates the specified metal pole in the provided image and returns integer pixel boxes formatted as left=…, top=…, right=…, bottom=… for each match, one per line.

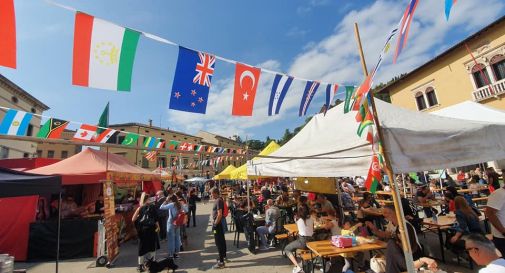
left=56, top=190, right=62, bottom=273
left=354, top=22, right=415, bottom=273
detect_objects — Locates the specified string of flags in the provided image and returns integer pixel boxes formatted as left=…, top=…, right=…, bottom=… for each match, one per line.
left=0, top=0, right=456, bottom=118
left=0, top=107, right=249, bottom=157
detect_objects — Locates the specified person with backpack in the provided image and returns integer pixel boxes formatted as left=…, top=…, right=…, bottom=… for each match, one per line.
left=132, top=193, right=160, bottom=272
left=160, top=195, right=183, bottom=259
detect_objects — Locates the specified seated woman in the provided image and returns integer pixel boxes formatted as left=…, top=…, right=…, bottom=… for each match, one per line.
left=284, top=204, right=313, bottom=273
left=447, top=196, right=483, bottom=253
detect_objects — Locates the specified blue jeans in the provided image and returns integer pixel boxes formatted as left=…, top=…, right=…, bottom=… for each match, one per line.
left=166, top=224, right=181, bottom=256
left=256, top=225, right=275, bottom=247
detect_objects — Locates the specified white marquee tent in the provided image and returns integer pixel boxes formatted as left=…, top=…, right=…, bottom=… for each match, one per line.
left=432, top=100, right=505, bottom=124
left=247, top=99, right=505, bottom=177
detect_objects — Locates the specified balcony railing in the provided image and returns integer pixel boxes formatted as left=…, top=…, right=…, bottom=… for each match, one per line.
left=472, top=78, right=505, bottom=102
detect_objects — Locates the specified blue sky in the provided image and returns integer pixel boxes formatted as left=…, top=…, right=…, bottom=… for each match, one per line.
left=1, top=0, right=504, bottom=141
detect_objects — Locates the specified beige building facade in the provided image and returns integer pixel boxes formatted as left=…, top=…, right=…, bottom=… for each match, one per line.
left=36, top=130, right=82, bottom=159
left=0, top=74, right=49, bottom=159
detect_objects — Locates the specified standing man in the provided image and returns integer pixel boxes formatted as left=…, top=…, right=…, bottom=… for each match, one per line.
left=210, top=187, right=227, bottom=269
left=155, top=190, right=168, bottom=241
left=485, top=182, right=505, bottom=256
left=465, top=233, right=505, bottom=272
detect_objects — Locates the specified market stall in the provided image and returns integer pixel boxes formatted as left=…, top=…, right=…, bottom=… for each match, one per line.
left=0, top=167, right=61, bottom=261
left=26, top=148, right=161, bottom=264
left=213, top=165, right=236, bottom=180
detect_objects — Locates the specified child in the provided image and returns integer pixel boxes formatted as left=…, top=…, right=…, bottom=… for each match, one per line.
left=340, top=218, right=363, bottom=273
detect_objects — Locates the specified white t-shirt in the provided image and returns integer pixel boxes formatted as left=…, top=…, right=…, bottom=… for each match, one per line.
left=297, top=217, right=314, bottom=237
left=479, top=258, right=505, bottom=273
left=486, top=188, right=505, bottom=238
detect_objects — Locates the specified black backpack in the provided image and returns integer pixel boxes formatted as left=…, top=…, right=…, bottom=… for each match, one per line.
left=139, top=205, right=156, bottom=227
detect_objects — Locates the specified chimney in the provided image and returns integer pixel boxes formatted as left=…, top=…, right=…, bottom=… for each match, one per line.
left=148, top=119, right=153, bottom=127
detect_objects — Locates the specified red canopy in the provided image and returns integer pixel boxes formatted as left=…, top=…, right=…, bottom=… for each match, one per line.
left=28, top=148, right=158, bottom=185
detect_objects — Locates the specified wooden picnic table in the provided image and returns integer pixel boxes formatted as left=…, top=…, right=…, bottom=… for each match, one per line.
left=423, top=214, right=486, bottom=263
left=419, top=200, right=443, bottom=208
left=306, top=238, right=387, bottom=258
left=458, top=188, right=487, bottom=194
left=473, top=196, right=488, bottom=203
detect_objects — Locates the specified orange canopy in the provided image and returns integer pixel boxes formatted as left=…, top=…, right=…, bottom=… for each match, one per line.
left=28, top=148, right=158, bottom=185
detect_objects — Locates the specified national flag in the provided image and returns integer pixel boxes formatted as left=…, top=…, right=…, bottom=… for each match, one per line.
left=93, top=129, right=118, bottom=143
left=145, top=140, right=165, bottom=161
left=232, top=63, right=261, bottom=116
left=73, top=124, right=98, bottom=141
left=0, top=109, right=32, bottom=136
left=96, top=102, right=109, bottom=135
left=324, top=84, right=339, bottom=114
left=121, top=132, right=139, bottom=146
left=37, top=118, right=69, bottom=139
left=343, top=86, right=355, bottom=114
left=168, top=140, right=180, bottom=150
left=143, top=137, right=159, bottom=150
left=207, top=146, right=213, bottom=153
left=299, top=81, right=320, bottom=116
left=445, top=0, right=457, bottom=20
left=195, top=145, right=205, bottom=152
left=268, top=74, right=293, bottom=116
left=0, top=0, right=16, bottom=68
left=371, top=26, right=399, bottom=79
left=365, top=154, right=382, bottom=193
left=357, top=111, right=374, bottom=137
left=186, top=143, right=195, bottom=151
left=72, top=12, right=140, bottom=91
left=393, top=0, right=419, bottom=63
left=352, top=75, right=373, bottom=111
left=178, top=142, right=189, bottom=151
left=169, top=47, right=215, bottom=114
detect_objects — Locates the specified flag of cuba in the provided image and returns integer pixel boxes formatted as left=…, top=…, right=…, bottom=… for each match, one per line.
left=169, top=46, right=216, bottom=114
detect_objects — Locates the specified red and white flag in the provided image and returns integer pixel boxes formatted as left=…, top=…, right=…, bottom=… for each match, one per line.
left=73, top=124, right=98, bottom=141
left=93, top=128, right=117, bottom=143
left=0, top=0, right=16, bottom=68
left=232, top=63, right=261, bottom=116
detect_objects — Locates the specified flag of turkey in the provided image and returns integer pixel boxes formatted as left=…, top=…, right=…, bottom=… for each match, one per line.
left=232, top=63, right=261, bottom=116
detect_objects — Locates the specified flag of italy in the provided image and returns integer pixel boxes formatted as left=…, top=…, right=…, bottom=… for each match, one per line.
left=72, top=12, right=140, bottom=91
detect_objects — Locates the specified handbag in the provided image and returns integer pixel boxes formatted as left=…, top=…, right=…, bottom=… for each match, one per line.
left=370, top=254, right=386, bottom=273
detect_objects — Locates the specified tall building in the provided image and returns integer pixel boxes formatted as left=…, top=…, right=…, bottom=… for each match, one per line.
left=0, top=74, right=49, bottom=159
left=376, top=15, right=505, bottom=169
left=376, top=15, right=505, bottom=111
left=36, top=130, right=82, bottom=159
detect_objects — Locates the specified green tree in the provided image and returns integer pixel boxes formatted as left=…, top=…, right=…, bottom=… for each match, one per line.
left=246, top=139, right=265, bottom=151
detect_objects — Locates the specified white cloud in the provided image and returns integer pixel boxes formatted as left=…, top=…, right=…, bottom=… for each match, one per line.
left=167, top=0, right=504, bottom=139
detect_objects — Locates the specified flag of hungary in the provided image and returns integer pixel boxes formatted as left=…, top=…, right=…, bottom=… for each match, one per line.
left=72, top=12, right=140, bottom=91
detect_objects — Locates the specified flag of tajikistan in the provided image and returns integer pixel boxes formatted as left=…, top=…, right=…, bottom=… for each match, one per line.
left=72, top=12, right=140, bottom=91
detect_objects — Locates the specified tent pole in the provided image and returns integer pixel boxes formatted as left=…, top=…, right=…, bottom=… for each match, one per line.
left=56, top=189, right=62, bottom=273
left=334, top=178, right=344, bottom=225
left=354, top=22, right=415, bottom=273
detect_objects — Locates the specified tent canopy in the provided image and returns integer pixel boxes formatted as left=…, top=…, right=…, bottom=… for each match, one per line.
left=28, top=148, right=156, bottom=185
left=432, top=100, right=505, bottom=124
left=230, top=141, right=280, bottom=180
left=248, top=99, right=505, bottom=177
left=213, top=165, right=236, bottom=180
left=0, top=167, right=61, bottom=198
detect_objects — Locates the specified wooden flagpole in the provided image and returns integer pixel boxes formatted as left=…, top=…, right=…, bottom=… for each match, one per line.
left=353, top=23, right=415, bottom=273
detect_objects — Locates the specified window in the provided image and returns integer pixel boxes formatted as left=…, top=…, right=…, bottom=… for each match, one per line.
left=425, top=88, right=438, bottom=107
left=158, top=157, right=167, bottom=168
left=183, top=157, right=189, bottom=166
left=27, top=124, right=33, bottom=136
left=47, top=150, right=55, bottom=158
left=31, top=108, right=36, bottom=113
left=61, top=151, right=68, bottom=158
left=23, top=153, right=29, bottom=158
left=142, top=157, right=149, bottom=168
left=0, top=147, right=9, bottom=159
left=11, top=96, right=18, bottom=103
left=415, top=92, right=427, bottom=111
left=472, top=64, right=491, bottom=88
left=491, top=54, right=505, bottom=81
left=37, top=150, right=42, bottom=158
left=117, top=136, right=125, bottom=144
